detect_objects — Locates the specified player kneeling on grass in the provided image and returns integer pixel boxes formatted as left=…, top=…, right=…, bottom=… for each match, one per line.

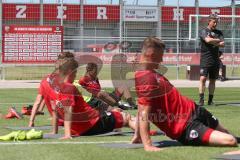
left=131, top=37, right=238, bottom=152
left=48, top=58, right=136, bottom=138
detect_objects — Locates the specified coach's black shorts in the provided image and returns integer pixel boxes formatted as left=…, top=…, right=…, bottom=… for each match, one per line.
left=177, top=105, right=219, bottom=145
left=200, top=66, right=219, bottom=79
left=81, top=111, right=116, bottom=136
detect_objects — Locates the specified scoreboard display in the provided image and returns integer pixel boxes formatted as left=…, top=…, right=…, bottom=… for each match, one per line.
left=2, top=25, right=63, bottom=63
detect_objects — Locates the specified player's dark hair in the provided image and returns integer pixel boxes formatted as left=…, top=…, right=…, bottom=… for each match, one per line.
left=58, top=51, right=74, bottom=60
left=86, top=63, right=98, bottom=72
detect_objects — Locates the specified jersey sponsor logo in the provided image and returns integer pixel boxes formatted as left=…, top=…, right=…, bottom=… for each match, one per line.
left=189, top=130, right=199, bottom=139
left=210, top=32, right=216, bottom=38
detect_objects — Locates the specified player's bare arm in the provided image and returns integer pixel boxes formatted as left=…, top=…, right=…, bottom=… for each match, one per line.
left=139, top=104, right=163, bottom=152
left=205, top=36, right=220, bottom=44
left=61, top=106, right=73, bottom=139
left=218, top=41, right=225, bottom=47
left=51, top=102, right=58, bottom=134
left=29, top=94, right=44, bottom=127
left=204, top=36, right=224, bottom=47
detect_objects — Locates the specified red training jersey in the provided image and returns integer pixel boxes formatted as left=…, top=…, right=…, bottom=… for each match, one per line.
left=39, top=73, right=65, bottom=125
left=79, top=75, right=101, bottom=96
left=135, top=70, right=196, bottom=140
left=38, top=74, right=58, bottom=116
left=56, top=82, right=100, bottom=136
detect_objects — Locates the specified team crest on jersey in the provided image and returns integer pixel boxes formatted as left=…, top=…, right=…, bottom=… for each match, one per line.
left=189, top=130, right=199, bottom=139
left=211, top=32, right=216, bottom=38
left=56, top=100, right=63, bottom=109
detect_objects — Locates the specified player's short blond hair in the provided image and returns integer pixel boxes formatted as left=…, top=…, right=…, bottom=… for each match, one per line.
left=141, top=37, right=165, bottom=54
left=59, top=58, right=78, bottom=75
left=55, top=52, right=75, bottom=70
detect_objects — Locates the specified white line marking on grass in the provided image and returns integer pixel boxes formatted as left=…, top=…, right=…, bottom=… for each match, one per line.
left=0, top=103, right=34, bottom=105
left=0, top=141, right=130, bottom=145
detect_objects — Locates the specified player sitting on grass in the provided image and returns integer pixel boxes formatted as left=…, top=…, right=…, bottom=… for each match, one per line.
left=28, top=51, right=75, bottom=127
left=5, top=64, right=63, bottom=120
left=131, top=37, right=238, bottom=152
left=29, top=52, right=121, bottom=128
left=46, top=58, right=137, bottom=138
left=79, top=62, right=137, bottom=110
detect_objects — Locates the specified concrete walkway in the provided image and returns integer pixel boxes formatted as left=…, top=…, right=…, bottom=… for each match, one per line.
left=0, top=79, right=240, bottom=89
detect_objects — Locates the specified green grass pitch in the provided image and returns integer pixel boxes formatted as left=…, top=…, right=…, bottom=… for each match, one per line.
left=0, top=88, right=239, bottom=160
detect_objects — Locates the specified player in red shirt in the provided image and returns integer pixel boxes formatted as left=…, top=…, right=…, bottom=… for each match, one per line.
left=28, top=52, right=74, bottom=127
left=79, top=62, right=136, bottom=110
left=132, top=37, right=237, bottom=152
left=51, top=58, right=136, bottom=138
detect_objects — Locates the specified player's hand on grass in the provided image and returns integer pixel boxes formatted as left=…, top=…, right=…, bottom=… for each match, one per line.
left=60, top=135, right=72, bottom=140
left=144, top=145, right=163, bottom=152
left=28, top=122, right=34, bottom=127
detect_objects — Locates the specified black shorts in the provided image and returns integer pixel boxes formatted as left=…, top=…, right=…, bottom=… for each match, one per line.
left=87, top=97, right=109, bottom=111
left=109, top=91, right=121, bottom=102
left=177, top=105, right=219, bottom=145
left=200, top=66, right=219, bottom=79
left=81, top=111, right=116, bottom=136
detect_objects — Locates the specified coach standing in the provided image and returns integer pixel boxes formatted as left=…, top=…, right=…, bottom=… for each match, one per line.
left=198, top=14, right=224, bottom=106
